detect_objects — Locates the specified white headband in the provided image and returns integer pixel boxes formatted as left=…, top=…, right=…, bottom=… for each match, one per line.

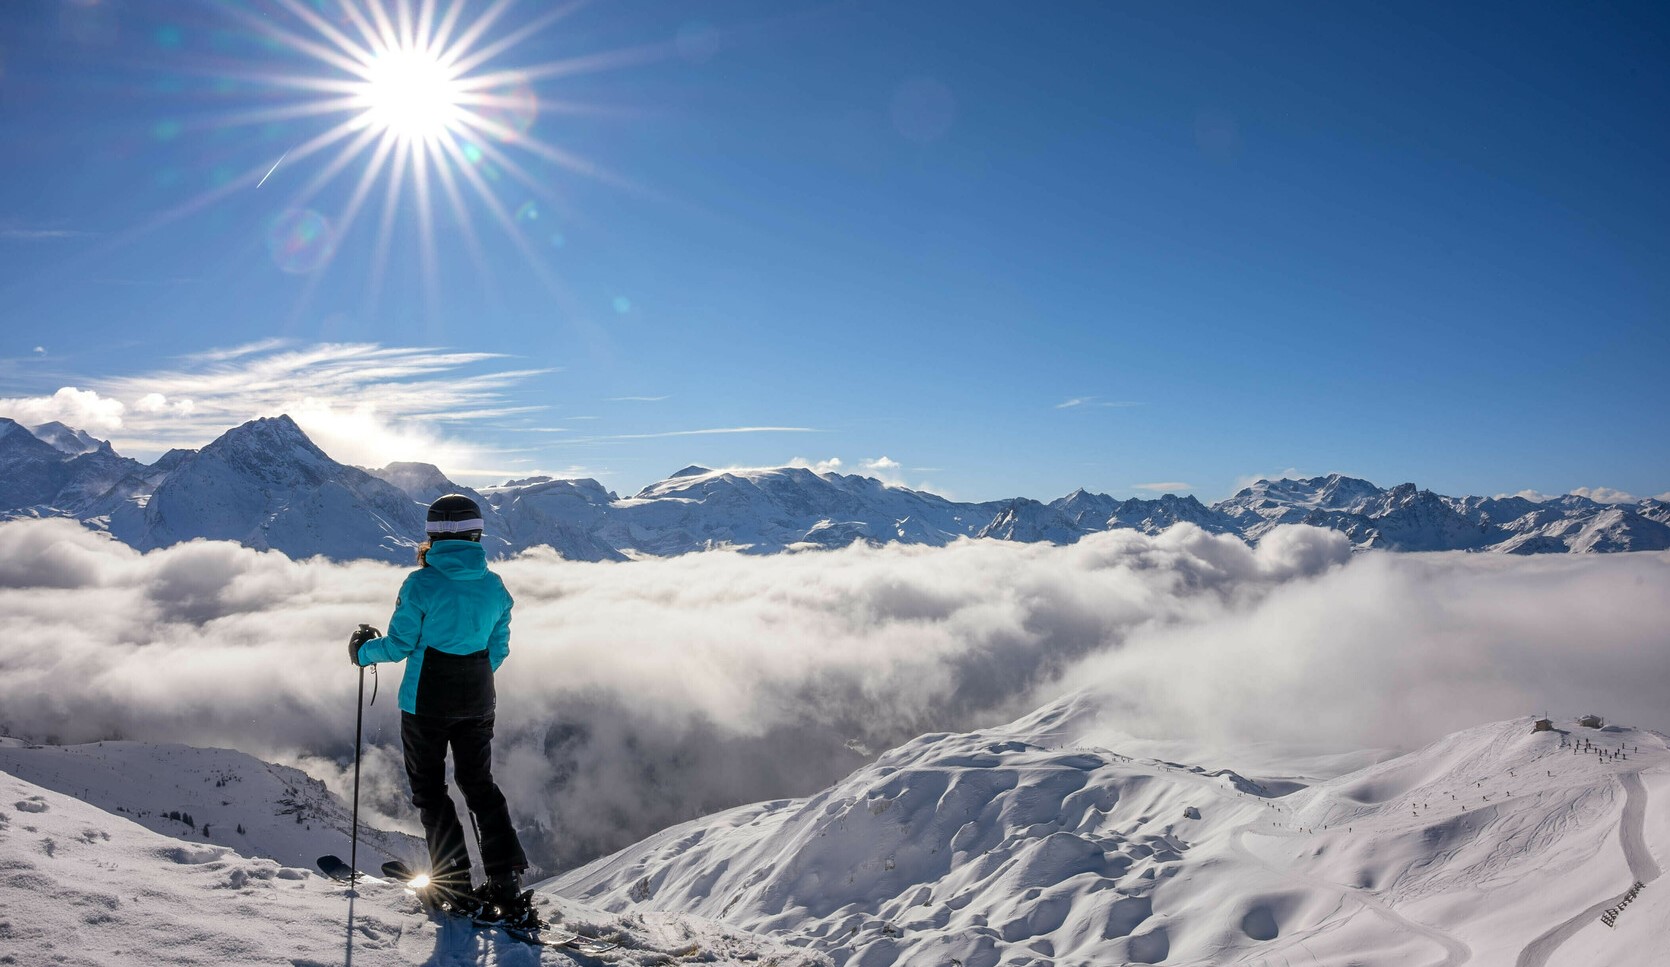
left=426, top=517, right=485, bottom=534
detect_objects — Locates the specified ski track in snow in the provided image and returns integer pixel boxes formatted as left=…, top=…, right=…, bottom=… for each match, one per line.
left=556, top=710, right=1670, bottom=967
left=1229, top=823, right=1470, bottom=967
left=1515, top=768, right=1659, bottom=967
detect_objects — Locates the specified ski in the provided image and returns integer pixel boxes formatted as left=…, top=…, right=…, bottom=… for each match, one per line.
left=316, top=854, right=375, bottom=884
left=378, top=859, right=619, bottom=953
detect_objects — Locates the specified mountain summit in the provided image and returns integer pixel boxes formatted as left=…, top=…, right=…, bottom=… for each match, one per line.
left=107, top=415, right=426, bottom=562
left=3, top=414, right=1666, bottom=561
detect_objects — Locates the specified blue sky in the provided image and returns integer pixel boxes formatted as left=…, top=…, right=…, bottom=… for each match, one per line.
left=1, top=0, right=1666, bottom=501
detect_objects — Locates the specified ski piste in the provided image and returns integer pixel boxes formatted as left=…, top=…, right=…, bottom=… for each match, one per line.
left=377, top=858, right=620, bottom=953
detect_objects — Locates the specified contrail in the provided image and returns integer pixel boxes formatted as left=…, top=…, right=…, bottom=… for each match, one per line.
left=256, top=151, right=289, bottom=188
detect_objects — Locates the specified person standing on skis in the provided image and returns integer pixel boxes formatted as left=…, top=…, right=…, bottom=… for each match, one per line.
left=348, top=493, right=532, bottom=923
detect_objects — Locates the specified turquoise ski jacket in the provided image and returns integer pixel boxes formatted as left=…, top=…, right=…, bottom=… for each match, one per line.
left=354, top=540, right=513, bottom=716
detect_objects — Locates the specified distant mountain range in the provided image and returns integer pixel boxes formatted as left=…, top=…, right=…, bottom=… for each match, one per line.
left=2, top=414, right=1666, bottom=561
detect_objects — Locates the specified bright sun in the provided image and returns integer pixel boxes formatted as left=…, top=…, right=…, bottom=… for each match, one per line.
left=216, top=0, right=639, bottom=304
left=355, top=47, right=462, bottom=141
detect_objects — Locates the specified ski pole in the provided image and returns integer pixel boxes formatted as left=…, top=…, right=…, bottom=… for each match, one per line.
left=349, top=623, right=370, bottom=891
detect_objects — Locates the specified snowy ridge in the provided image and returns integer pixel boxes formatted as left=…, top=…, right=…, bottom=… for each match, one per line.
left=1, top=415, right=1665, bottom=561
left=0, top=740, right=827, bottom=966
left=0, top=740, right=420, bottom=872
left=555, top=701, right=1670, bottom=967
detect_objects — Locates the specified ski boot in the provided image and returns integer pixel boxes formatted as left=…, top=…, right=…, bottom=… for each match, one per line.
left=474, top=870, right=540, bottom=931
left=419, top=862, right=482, bottom=918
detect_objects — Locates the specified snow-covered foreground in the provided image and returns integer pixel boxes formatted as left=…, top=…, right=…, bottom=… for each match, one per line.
left=3, top=706, right=1666, bottom=966
left=0, top=739, right=826, bottom=966
left=556, top=700, right=1670, bottom=967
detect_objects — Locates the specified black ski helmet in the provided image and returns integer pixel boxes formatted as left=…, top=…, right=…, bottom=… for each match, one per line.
left=426, top=493, right=483, bottom=542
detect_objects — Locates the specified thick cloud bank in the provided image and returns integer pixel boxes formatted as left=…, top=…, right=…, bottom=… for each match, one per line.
left=0, top=519, right=1664, bottom=872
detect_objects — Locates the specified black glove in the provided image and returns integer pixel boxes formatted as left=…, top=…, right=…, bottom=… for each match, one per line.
left=349, top=625, right=381, bottom=665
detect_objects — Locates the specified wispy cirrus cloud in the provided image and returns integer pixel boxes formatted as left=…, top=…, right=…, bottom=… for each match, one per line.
left=1056, top=395, right=1144, bottom=410
left=605, top=395, right=670, bottom=403
left=0, top=341, right=551, bottom=476
left=89, top=276, right=203, bottom=287
left=1132, top=481, right=1192, bottom=493
left=0, top=226, right=95, bottom=241
left=593, top=426, right=817, bottom=441
left=183, top=339, right=290, bottom=363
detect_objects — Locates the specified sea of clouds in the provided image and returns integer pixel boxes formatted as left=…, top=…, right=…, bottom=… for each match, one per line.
left=1, top=518, right=1665, bottom=873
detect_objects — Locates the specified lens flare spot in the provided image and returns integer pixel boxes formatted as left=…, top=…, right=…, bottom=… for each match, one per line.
left=152, top=119, right=183, bottom=142
left=154, top=25, right=183, bottom=49
left=515, top=201, right=539, bottom=223
left=612, top=296, right=631, bottom=315
left=267, top=208, right=338, bottom=274
left=549, top=232, right=566, bottom=248
left=478, top=75, right=539, bottom=141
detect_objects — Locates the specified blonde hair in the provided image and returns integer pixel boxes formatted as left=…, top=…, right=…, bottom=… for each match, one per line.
left=416, top=540, right=432, bottom=566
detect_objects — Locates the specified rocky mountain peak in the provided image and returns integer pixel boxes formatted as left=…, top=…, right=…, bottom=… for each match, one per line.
left=29, top=421, right=109, bottom=456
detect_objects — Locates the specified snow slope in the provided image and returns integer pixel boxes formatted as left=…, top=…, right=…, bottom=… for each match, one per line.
left=0, top=740, right=420, bottom=873
left=556, top=698, right=1670, bottom=967
left=0, top=742, right=827, bottom=967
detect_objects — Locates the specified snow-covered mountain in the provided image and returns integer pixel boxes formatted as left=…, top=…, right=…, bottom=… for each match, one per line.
left=0, top=417, right=148, bottom=515
left=2, top=415, right=1665, bottom=561
left=28, top=420, right=108, bottom=456
left=614, top=464, right=998, bottom=555
left=556, top=700, right=1669, bottom=967
left=104, top=415, right=427, bottom=563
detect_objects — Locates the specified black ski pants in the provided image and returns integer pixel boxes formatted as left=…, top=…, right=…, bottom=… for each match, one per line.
left=400, top=711, right=528, bottom=882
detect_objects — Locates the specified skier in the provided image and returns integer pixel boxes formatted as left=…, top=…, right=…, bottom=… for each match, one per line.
left=349, top=494, right=532, bottom=923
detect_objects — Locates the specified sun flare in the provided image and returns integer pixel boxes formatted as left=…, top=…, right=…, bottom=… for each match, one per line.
left=355, top=47, right=462, bottom=141
left=200, top=0, right=649, bottom=309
